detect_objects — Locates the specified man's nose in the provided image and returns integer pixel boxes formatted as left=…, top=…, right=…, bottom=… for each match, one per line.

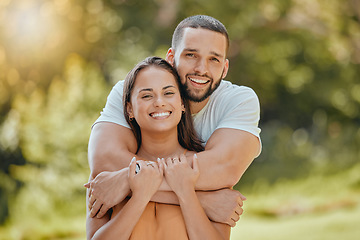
left=194, top=58, right=208, bottom=75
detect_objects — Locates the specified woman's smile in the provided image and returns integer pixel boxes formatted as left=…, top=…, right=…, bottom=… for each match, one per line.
left=150, top=111, right=172, bottom=119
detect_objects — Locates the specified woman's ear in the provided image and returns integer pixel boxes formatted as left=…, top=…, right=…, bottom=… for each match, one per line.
left=181, top=104, right=185, bottom=113
left=127, top=104, right=134, bottom=119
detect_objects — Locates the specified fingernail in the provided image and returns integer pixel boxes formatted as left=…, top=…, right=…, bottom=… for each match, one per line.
left=157, top=158, right=160, bottom=162
left=194, top=153, right=197, bottom=159
left=131, top=156, right=136, bottom=162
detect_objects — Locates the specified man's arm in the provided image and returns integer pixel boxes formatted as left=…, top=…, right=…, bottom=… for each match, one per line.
left=88, top=122, right=137, bottom=177
left=87, top=123, right=257, bottom=222
left=194, top=128, right=260, bottom=190
left=87, top=122, right=136, bottom=214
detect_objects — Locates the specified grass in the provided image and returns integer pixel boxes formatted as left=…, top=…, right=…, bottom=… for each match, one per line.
left=1, top=164, right=359, bottom=240
left=231, top=164, right=360, bottom=240
left=231, top=203, right=360, bottom=240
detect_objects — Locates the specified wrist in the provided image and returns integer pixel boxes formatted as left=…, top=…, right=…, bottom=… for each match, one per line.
left=131, top=192, right=151, bottom=205
left=176, top=187, right=196, bottom=204
left=129, top=193, right=151, bottom=210
left=118, top=167, right=131, bottom=192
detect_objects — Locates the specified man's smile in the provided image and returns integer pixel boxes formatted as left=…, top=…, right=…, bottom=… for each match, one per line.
left=188, top=76, right=211, bottom=87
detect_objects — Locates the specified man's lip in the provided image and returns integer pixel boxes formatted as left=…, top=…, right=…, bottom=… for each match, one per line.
left=188, top=76, right=210, bottom=86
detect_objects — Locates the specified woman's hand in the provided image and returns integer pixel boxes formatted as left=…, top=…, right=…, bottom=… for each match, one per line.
left=162, top=154, right=199, bottom=198
left=128, top=157, right=163, bottom=201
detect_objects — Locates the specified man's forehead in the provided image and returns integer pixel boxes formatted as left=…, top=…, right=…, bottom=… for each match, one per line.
left=178, top=28, right=227, bottom=56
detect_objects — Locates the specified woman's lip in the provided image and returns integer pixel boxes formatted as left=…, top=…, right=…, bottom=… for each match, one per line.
left=150, top=111, right=171, bottom=118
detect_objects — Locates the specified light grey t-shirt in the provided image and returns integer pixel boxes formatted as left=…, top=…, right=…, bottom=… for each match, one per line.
left=94, top=80, right=262, bottom=155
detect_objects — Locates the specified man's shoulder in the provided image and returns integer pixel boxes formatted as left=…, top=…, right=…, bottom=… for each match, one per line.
left=113, top=80, right=125, bottom=89
left=213, top=80, right=258, bottom=100
left=108, top=80, right=125, bottom=97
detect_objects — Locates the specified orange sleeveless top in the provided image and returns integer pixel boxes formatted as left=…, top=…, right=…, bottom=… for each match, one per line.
left=114, top=150, right=190, bottom=239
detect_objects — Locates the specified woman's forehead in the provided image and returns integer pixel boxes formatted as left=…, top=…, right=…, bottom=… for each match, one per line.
left=134, top=67, right=178, bottom=89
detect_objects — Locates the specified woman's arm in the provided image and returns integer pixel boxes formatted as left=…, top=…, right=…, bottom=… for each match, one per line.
left=87, top=159, right=163, bottom=240
left=162, top=155, right=230, bottom=240
left=177, top=189, right=230, bottom=240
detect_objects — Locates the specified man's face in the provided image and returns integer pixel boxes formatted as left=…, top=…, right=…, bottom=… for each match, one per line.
left=167, top=27, right=229, bottom=103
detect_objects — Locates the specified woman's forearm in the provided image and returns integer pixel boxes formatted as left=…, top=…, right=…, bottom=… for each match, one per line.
left=177, top=190, right=229, bottom=240
left=91, top=195, right=149, bottom=240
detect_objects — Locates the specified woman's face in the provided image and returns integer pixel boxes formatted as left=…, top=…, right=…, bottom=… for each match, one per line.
left=128, top=66, right=184, bottom=134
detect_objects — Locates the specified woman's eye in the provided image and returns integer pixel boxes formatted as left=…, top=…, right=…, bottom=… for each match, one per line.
left=165, top=92, right=175, bottom=96
left=141, top=94, right=152, bottom=99
left=186, top=53, right=195, bottom=58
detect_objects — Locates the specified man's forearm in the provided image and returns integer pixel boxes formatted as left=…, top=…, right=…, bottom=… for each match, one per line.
left=193, top=130, right=260, bottom=190
left=150, top=189, right=244, bottom=226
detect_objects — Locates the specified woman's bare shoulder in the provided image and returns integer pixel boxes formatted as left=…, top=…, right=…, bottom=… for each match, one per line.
left=185, top=150, right=197, bottom=158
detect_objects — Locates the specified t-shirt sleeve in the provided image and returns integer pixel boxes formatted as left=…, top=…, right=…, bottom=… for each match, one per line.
left=216, top=87, right=261, bottom=136
left=216, top=86, right=262, bottom=156
left=92, top=80, right=130, bottom=129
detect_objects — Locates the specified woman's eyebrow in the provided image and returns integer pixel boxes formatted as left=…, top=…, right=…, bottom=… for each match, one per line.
left=163, top=85, right=175, bottom=90
left=139, top=88, right=153, bottom=93
left=163, top=85, right=176, bottom=90
left=138, top=85, right=176, bottom=93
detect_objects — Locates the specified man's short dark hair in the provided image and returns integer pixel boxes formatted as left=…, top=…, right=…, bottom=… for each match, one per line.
left=171, top=15, right=229, bottom=54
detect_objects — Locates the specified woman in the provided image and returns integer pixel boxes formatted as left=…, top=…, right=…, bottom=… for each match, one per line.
left=87, top=57, right=230, bottom=240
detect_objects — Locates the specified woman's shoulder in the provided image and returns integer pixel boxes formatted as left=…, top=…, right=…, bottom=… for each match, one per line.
left=184, top=150, right=197, bottom=158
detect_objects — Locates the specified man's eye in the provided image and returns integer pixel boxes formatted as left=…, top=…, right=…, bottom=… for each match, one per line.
left=186, top=53, right=195, bottom=57
left=211, top=57, right=220, bottom=62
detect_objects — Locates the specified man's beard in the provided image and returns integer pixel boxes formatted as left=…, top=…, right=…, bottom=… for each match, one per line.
left=182, top=75, right=221, bottom=102
left=174, top=60, right=223, bottom=103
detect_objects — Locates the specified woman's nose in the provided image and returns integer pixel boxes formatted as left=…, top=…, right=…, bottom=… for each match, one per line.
left=153, top=96, right=165, bottom=107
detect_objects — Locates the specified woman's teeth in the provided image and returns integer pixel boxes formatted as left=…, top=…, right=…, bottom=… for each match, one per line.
left=151, top=112, right=170, bottom=118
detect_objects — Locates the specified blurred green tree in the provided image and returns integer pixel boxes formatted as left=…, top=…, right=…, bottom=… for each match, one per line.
left=0, top=0, right=359, bottom=237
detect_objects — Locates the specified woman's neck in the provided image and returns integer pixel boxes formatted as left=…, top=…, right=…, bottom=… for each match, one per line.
left=137, top=131, right=185, bottom=161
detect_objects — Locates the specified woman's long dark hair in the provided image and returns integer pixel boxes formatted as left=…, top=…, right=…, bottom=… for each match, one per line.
left=123, top=56, right=204, bottom=153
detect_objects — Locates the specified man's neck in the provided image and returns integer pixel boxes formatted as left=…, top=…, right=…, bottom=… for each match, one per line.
left=190, top=98, right=209, bottom=114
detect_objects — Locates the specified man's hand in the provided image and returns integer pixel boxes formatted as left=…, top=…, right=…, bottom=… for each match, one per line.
left=198, top=188, right=246, bottom=227
left=84, top=168, right=130, bottom=218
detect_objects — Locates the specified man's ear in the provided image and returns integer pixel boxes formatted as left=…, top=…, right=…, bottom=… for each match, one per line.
left=221, top=59, right=229, bottom=79
left=165, top=48, right=175, bottom=66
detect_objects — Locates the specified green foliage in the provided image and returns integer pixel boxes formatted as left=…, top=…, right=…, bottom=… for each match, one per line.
left=0, top=0, right=359, bottom=238
left=232, top=164, right=360, bottom=240
left=1, top=53, right=109, bottom=235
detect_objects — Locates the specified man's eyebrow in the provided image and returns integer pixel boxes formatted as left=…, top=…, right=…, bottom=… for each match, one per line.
left=210, top=51, right=224, bottom=58
left=184, top=48, right=224, bottom=58
left=184, top=48, right=198, bottom=52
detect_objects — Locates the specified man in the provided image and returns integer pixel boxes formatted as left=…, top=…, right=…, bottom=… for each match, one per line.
left=86, top=15, right=261, bottom=228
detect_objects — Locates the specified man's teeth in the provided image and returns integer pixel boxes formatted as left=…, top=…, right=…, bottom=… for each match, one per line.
left=189, top=77, right=208, bottom=84
left=151, top=112, right=170, bottom=118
